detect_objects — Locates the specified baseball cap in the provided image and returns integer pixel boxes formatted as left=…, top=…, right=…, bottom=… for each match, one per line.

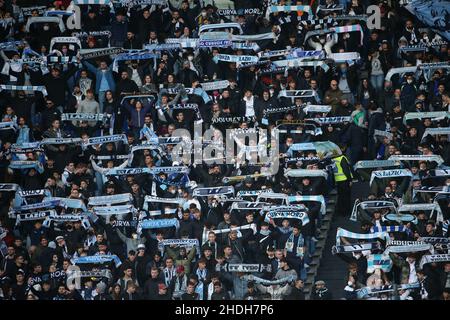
left=137, top=244, right=146, bottom=250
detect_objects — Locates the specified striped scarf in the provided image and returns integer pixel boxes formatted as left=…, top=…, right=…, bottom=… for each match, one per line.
left=370, top=225, right=407, bottom=233
left=336, top=228, right=389, bottom=246
left=269, top=5, right=313, bottom=16
left=285, top=232, right=305, bottom=258
left=0, top=85, right=47, bottom=96
left=366, top=254, right=393, bottom=273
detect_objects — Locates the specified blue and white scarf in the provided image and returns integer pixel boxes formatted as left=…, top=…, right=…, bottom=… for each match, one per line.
left=265, top=209, right=310, bottom=225
left=369, top=169, right=413, bottom=185
left=216, top=263, right=272, bottom=273
left=88, top=193, right=133, bottom=206
left=105, top=166, right=189, bottom=176
left=287, top=195, right=326, bottom=216
left=137, top=218, right=179, bottom=234
left=158, top=239, right=200, bottom=257
left=92, top=204, right=136, bottom=215
left=269, top=5, right=313, bottom=16
left=241, top=274, right=296, bottom=285
left=370, top=225, right=407, bottom=233
left=0, top=85, right=48, bottom=96
left=336, top=227, right=390, bottom=246
left=216, top=54, right=258, bottom=63
left=83, top=134, right=128, bottom=148
left=285, top=232, right=305, bottom=258
left=366, top=254, right=393, bottom=273
left=112, top=50, right=159, bottom=72
left=72, top=254, right=122, bottom=268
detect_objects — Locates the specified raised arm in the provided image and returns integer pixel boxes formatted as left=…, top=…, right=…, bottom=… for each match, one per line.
left=82, top=60, right=97, bottom=74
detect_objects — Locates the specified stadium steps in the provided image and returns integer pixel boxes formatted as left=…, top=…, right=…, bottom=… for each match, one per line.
left=303, top=192, right=336, bottom=298
left=313, top=181, right=369, bottom=299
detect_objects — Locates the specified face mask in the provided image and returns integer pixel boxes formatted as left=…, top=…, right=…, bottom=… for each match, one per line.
left=347, top=281, right=353, bottom=286
left=43, top=25, right=50, bottom=31
left=407, top=79, right=413, bottom=84
left=188, top=56, right=194, bottom=61
left=170, top=189, right=176, bottom=194
left=212, top=55, right=219, bottom=64
left=319, top=38, right=326, bottom=44
left=201, top=12, right=207, bottom=17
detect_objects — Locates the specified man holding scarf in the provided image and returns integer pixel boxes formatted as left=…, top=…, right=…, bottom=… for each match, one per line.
left=284, top=224, right=307, bottom=281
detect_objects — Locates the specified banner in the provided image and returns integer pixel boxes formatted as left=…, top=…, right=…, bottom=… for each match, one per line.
left=61, top=113, right=105, bottom=122
left=284, top=169, right=328, bottom=179
left=18, top=189, right=48, bottom=197
left=92, top=204, right=136, bottom=215
left=138, top=219, right=179, bottom=232
left=388, top=154, right=444, bottom=165
left=197, top=80, right=230, bottom=92
left=370, top=226, right=407, bottom=233
left=354, top=160, right=400, bottom=170
left=216, top=54, right=258, bottom=63
left=40, top=138, right=83, bottom=145
left=212, top=116, right=256, bottom=125
left=336, top=227, right=389, bottom=246
left=16, top=210, right=55, bottom=223
left=328, top=52, right=361, bottom=63
left=332, top=242, right=381, bottom=254
left=213, top=223, right=257, bottom=235
left=287, top=195, right=326, bottom=216
left=88, top=193, right=133, bottom=206
left=79, top=47, right=125, bottom=59
left=357, top=282, right=420, bottom=299
left=216, top=263, right=272, bottom=273
left=216, top=8, right=262, bottom=15
left=264, top=210, right=310, bottom=225
left=240, top=274, right=296, bottom=285
left=278, top=90, right=316, bottom=98
left=422, top=127, right=450, bottom=140
left=193, top=186, right=234, bottom=197
left=83, top=134, right=128, bottom=147
left=71, top=254, right=122, bottom=268
left=158, top=239, right=199, bottom=254
left=419, top=254, right=450, bottom=268
left=384, top=241, right=433, bottom=254
left=403, top=0, right=450, bottom=41
left=49, top=37, right=82, bottom=52
left=269, top=5, right=313, bottom=16
left=0, top=184, right=19, bottom=192
left=25, top=16, right=65, bottom=33
left=366, top=254, right=393, bottom=273
left=369, top=169, right=413, bottom=185
left=0, top=85, right=48, bottom=96
left=273, top=59, right=330, bottom=72
left=303, top=105, right=331, bottom=114
left=198, top=39, right=232, bottom=48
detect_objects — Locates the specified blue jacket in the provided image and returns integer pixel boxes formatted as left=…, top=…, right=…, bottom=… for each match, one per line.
left=83, top=61, right=116, bottom=94
left=122, top=100, right=152, bottom=128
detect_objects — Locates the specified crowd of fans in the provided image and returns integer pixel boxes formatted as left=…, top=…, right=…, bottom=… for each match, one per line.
left=0, top=0, right=449, bottom=300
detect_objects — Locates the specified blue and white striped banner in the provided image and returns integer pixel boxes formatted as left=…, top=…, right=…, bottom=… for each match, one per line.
left=216, top=54, right=258, bottom=63
left=367, top=254, right=392, bottom=273
left=336, top=227, right=390, bottom=246
left=72, top=254, right=122, bottom=267
left=0, top=85, right=48, bottom=96
left=370, top=225, right=407, bottom=233
left=269, top=5, right=313, bottom=16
